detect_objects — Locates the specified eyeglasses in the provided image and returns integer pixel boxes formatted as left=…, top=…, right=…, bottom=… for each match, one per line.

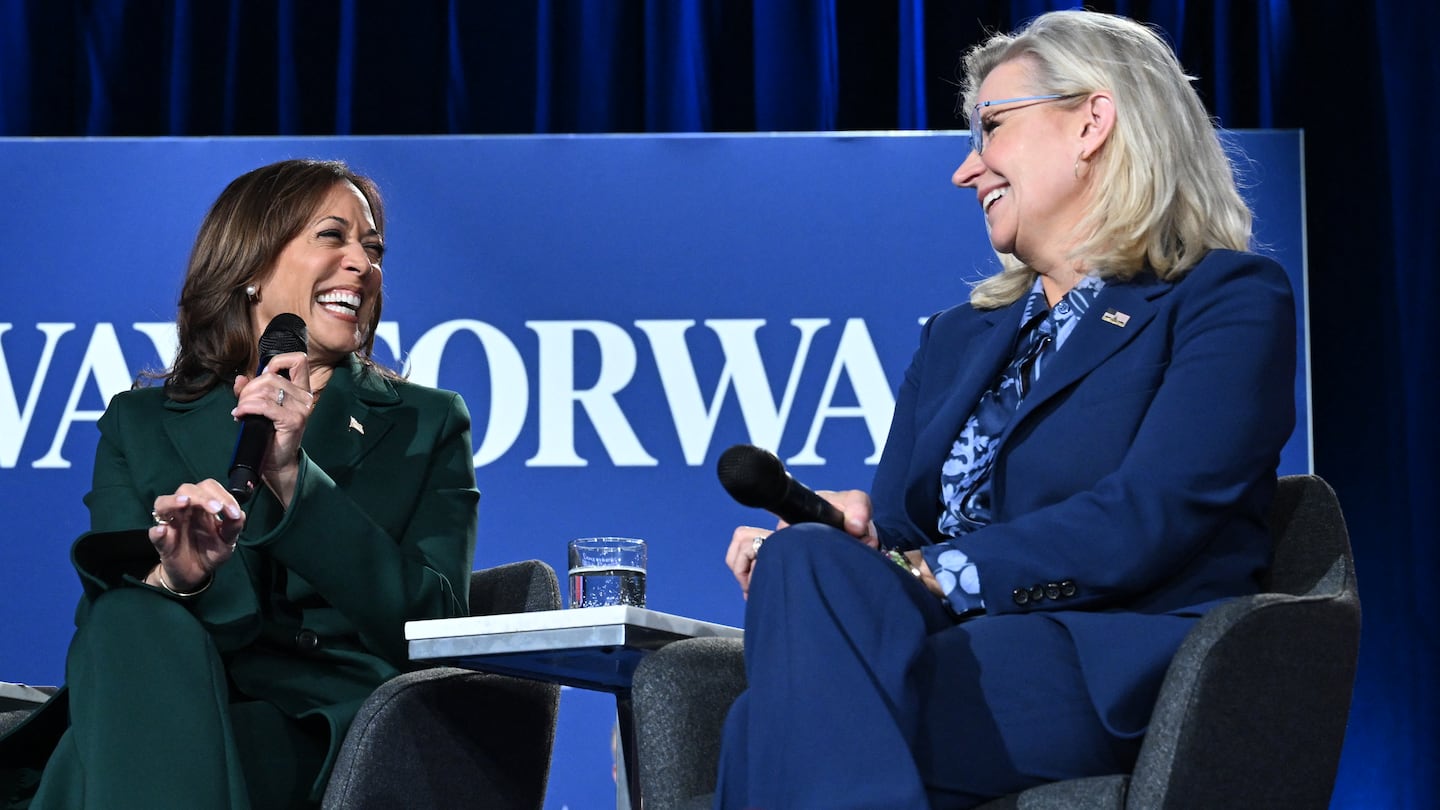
left=968, top=94, right=1077, bottom=155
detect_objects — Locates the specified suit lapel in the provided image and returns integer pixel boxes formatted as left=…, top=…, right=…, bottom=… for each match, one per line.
left=162, top=388, right=242, bottom=482
left=905, top=300, right=1026, bottom=522
left=302, top=356, right=398, bottom=476
left=159, top=355, right=400, bottom=485
left=1004, top=275, right=1172, bottom=438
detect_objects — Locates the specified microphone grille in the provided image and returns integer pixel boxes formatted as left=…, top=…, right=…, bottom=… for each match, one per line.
left=716, top=444, right=789, bottom=510
left=258, top=313, right=308, bottom=357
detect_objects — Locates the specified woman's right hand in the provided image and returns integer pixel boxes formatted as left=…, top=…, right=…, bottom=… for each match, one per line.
left=724, top=489, right=878, bottom=599
left=231, top=351, right=315, bottom=508
left=146, top=479, right=245, bottom=593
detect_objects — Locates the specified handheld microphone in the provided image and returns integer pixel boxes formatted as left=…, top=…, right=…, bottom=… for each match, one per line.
left=715, top=444, right=845, bottom=530
left=227, top=313, right=308, bottom=503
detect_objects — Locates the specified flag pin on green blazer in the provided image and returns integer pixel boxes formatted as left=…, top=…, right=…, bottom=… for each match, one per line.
left=1101, top=309, right=1131, bottom=327
left=349, top=416, right=365, bottom=434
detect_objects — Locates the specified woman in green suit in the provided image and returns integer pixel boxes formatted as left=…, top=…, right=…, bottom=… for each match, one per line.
left=1, top=159, right=478, bottom=809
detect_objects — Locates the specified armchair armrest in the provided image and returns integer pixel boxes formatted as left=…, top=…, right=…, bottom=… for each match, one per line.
left=1128, top=585, right=1360, bottom=809
left=322, top=561, right=563, bottom=810
left=469, top=559, right=562, bottom=615
left=632, top=636, right=747, bottom=809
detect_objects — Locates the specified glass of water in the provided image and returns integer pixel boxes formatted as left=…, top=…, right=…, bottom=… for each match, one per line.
left=567, top=537, right=647, bottom=608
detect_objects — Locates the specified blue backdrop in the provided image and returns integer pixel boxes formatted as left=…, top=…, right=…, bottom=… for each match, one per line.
left=0, top=132, right=1308, bottom=807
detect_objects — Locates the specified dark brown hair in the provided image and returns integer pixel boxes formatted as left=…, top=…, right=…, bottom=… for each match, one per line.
left=160, top=158, right=394, bottom=401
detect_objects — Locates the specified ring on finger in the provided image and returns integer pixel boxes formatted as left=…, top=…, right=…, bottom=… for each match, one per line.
left=152, top=510, right=173, bottom=526
left=752, top=535, right=765, bottom=554
left=275, top=388, right=286, bottom=407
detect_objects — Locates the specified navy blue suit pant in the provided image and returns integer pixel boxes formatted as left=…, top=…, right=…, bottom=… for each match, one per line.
left=714, top=523, right=1140, bottom=809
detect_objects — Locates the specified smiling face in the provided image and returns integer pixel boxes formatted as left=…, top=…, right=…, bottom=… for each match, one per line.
left=250, top=180, right=385, bottom=371
left=953, top=58, right=1099, bottom=280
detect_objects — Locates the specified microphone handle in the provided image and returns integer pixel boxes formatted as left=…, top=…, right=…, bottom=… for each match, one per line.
left=226, top=367, right=292, bottom=502
left=775, top=477, right=847, bottom=531
left=226, top=418, right=273, bottom=500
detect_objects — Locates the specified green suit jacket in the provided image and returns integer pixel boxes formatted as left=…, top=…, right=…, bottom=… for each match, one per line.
left=2, top=355, right=478, bottom=801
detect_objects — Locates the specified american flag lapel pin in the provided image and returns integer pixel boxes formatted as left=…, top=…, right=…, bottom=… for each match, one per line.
left=1101, top=309, right=1131, bottom=327
left=348, top=415, right=365, bottom=435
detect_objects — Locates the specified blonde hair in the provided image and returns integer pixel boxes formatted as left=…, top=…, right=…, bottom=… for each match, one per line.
left=961, top=10, right=1252, bottom=308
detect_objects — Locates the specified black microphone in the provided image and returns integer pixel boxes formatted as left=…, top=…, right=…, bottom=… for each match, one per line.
left=716, top=444, right=845, bottom=530
left=227, top=313, right=308, bottom=503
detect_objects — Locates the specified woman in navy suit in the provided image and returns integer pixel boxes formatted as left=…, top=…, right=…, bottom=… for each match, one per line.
left=714, top=10, right=1296, bottom=809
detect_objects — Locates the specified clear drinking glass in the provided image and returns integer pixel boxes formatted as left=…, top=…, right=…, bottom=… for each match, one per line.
left=567, top=537, right=647, bottom=608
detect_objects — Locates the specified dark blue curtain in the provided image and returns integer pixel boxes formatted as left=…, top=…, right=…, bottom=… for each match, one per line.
left=1, top=0, right=1434, bottom=805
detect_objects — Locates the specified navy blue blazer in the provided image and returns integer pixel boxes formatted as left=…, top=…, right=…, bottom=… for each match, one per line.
left=871, top=249, right=1296, bottom=737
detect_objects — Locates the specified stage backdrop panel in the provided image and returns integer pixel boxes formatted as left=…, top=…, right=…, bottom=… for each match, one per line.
left=0, top=133, right=1307, bottom=807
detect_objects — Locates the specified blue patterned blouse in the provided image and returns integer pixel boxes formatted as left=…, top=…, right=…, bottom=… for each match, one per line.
left=922, top=274, right=1107, bottom=614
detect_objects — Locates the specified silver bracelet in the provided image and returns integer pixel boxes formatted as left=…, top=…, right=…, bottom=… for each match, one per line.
left=156, top=566, right=213, bottom=598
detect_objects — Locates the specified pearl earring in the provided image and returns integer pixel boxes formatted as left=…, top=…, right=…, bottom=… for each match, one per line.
left=245, top=285, right=258, bottom=300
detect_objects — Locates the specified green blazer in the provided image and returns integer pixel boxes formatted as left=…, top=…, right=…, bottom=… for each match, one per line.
left=3, top=355, right=478, bottom=800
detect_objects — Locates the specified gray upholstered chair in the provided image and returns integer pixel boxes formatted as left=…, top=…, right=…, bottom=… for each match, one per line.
left=322, top=559, right=562, bottom=809
left=630, top=474, right=1361, bottom=810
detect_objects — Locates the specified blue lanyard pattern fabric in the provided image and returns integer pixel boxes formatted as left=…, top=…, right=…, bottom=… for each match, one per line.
left=937, top=275, right=1106, bottom=537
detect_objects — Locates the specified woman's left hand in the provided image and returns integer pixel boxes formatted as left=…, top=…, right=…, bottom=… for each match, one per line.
left=232, top=351, right=315, bottom=507
left=904, top=550, right=947, bottom=600
left=148, top=479, right=245, bottom=592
